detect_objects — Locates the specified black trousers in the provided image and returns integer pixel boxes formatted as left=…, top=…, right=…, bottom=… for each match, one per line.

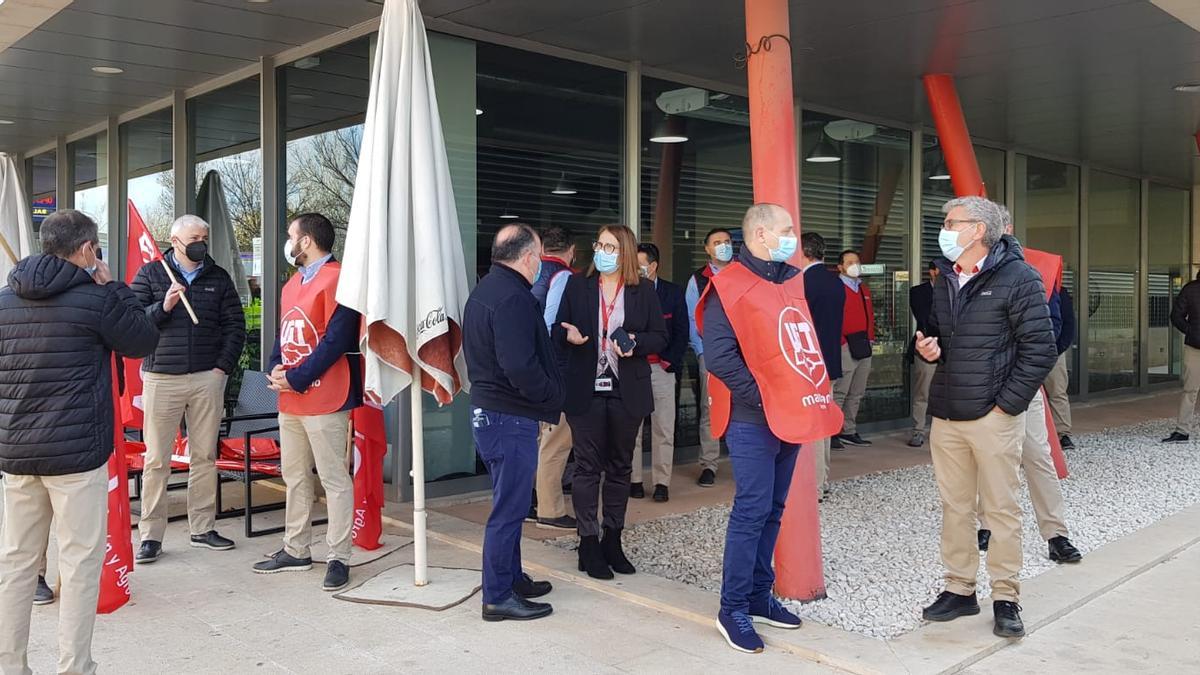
left=567, top=395, right=640, bottom=538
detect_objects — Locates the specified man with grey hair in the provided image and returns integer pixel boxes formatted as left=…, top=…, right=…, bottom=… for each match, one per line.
left=914, top=196, right=1056, bottom=639
left=131, top=213, right=247, bottom=563
left=0, top=209, right=159, bottom=674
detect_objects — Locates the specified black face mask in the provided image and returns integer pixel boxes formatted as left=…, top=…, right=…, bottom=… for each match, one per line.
left=183, top=241, right=208, bottom=263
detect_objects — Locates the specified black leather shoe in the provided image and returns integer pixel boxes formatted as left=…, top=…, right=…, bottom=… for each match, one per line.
left=978, top=529, right=991, bottom=552
left=653, top=484, right=669, bottom=502
left=630, top=482, right=645, bottom=499
left=1162, top=432, right=1189, bottom=443
left=253, top=549, right=314, bottom=574
left=993, top=600, right=1025, bottom=638
left=697, top=469, right=715, bottom=487
left=830, top=436, right=844, bottom=450
left=601, top=527, right=636, bottom=575
left=136, top=540, right=162, bottom=564
left=33, top=576, right=54, bottom=606
left=838, top=433, right=872, bottom=446
left=323, top=561, right=350, bottom=591
left=577, top=535, right=613, bottom=580
left=513, top=573, right=552, bottom=599
left=190, top=531, right=235, bottom=551
left=482, top=595, right=553, bottom=622
left=1048, top=535, right=1083, bottom=563
left=922, top=591, right=980, bottom=622
left=1059, top=434, right=1075, bottom=450
left=536, top=515, right=577, bottom=531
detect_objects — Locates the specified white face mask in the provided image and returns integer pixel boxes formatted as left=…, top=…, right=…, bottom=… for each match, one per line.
left=938, top=228, right=967, bottom=262
left=845, top=263, right=862, bottom=278
left=283, top=239, right=299, bottom=267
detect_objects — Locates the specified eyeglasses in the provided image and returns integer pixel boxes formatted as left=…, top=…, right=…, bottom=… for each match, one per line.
left=592, top=241, right=619, bottom=255
left=942, top=218, right=982, bottom=230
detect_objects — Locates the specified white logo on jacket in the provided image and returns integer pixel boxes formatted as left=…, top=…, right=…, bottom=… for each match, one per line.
left=778, top=307, right=828, bottom=387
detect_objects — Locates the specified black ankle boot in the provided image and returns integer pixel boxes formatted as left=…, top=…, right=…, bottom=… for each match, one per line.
left=577, top=535, right=613, bottom=580
left=601, top=527, right=636, bottom=575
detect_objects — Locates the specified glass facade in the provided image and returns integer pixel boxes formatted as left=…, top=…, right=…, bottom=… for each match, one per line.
left=13, top=26, right=1193, bottom=498
left=1087, top=170, right=1140, bottom=392
left=68, top=133, right=109, bottom=255
left=801, top=111, right=911, bottom=423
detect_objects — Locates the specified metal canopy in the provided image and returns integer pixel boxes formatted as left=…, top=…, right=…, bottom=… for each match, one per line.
left=1, top=0, right=1199, bottom=183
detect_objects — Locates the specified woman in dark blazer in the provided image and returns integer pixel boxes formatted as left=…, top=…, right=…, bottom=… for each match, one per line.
left=553, top=224, right=667, bottom=580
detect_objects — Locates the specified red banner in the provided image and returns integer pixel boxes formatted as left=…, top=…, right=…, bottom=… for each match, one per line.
left=120, top=201, right=163, bottom=429
left=351, top=403, right=386, bottom=550
left=98, top=356, right=133, bottom=614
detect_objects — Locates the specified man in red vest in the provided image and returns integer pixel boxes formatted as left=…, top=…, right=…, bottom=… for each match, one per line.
left=699, top=204, right=843, bottom=653
left=686, top=227, right=735, bottom=487
left=831, top=248, right=875, bottom=449
left=253, top=213, right=363, bottom=592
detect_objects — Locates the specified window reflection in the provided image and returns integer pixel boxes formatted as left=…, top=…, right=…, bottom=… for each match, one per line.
left=1147, top=184, right=1190, bottom=383
left=69, top=133, right=109, bottom=256
left=1087, top=170, right=1140, bottom=392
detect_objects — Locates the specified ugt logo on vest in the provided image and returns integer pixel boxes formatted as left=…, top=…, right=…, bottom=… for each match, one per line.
left=280, top=307, right=319, bottom=367
left=778, top=307, right=827, bottom=387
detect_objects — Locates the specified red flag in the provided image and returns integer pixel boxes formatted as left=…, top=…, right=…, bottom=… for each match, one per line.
left=120, top=201, right=163, bottom=429
left=1043, top=387, right=1069, bottom=479
left=351, top=403, right=387, bottom=550
left=98, top=356, right=133, bottom=614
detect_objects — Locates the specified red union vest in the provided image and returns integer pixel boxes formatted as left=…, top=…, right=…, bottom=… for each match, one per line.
left=1023, top=247, right=1063, bottom=301
left=696, top=262, right=844, bottom=444
left=278, top=261, right=352, bottom=415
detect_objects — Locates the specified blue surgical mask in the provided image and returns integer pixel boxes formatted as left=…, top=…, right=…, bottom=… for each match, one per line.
left=594, top=251, right=619, bottom=274
left=938, top=228, right=966, bottom=262
left=714, top=242, right=733, bottom=263
left=766, top=232, right=797, bottom=263
left=533, top=257, right=543, bottom=283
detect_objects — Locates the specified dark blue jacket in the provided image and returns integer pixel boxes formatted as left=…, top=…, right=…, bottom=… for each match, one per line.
left=652, top=277, right=688, bottom=373
left=1056, top=286, right=1075, bottom=355
left=268, top=274, right=364, bottom=413
left=803, top=262, right=845, bottom=380
left=701, top=249, right=800, bottom=426
left=464, top=263, right=564, bottom=423
left=907, top=280, right=934, bottom=363
left=530, top=256, right=571, bottom=312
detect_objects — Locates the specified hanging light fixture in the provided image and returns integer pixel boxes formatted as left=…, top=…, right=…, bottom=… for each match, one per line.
left=551, top=171, right=576, bottom=196
left=649, top=114, right=688, bottom=143
left=499, top=204, right=519, bottom=219
left=928, top=156, right=951, bottom=181
left=805, top=137, right=840, bottom=163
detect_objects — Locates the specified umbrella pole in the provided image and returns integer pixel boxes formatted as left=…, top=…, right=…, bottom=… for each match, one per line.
left=410, top=363, right=429, bottom=586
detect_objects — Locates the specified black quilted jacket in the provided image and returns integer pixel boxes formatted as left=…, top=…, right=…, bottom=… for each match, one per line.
left=924, top=236, right=1057, bottom=421
left=0, top=255, right=159, bottom=476
left=130, top=249, right=246, bottom=375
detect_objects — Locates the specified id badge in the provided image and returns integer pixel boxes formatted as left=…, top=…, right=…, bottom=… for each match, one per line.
left=594, top=377, right=613, bottom=392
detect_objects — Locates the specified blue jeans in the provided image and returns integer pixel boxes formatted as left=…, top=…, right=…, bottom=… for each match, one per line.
left=472, top=409, right=539, bottom=604
left=719, top=420, right=800, bottom=614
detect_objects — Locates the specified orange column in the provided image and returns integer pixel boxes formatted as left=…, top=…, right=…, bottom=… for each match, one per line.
left=745, top=0, right=827, bottom=602
left=922, top=74, right=986, bottom=198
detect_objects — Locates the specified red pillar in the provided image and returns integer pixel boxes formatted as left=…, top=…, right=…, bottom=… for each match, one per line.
left=745, top=0, right=826, bottom=602
left=922, top=74, right=986, bottom=198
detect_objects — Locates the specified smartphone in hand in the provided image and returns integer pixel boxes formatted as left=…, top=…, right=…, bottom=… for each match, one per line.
left=610, top=327, right=636, bottom=354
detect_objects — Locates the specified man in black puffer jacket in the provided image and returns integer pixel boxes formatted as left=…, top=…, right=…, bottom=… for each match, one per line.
left=915, top=196, right=1056, bottom=641
left=130, top=214, right=246, bottom=562
left=0, top=209, right=159, bottom=675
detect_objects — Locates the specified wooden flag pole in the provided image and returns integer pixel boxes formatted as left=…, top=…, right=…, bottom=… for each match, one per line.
left=158, top=259, right=199, bottom=325
left=0, top=231, right=18, bottom=265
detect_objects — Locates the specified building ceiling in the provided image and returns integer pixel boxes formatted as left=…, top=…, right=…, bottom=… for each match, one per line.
left=2, top=0, right=1199, bottom=184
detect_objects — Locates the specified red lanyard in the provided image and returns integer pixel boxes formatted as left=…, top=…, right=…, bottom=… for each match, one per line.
left=599, top=280, right=623, bottom=347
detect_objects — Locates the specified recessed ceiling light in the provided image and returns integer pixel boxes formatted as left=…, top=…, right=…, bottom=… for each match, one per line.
left=92, top=65, right=124, bottom=74
left=294, top=56, right=320, bottom=70
left=475, top=108, right=483, bottom=116
left=0, top=120, right=14, bottom=126
left=1174, top=83, right=1200, bottom=93
left=247, top=0, right=272, bottom=4
left=289, top=93, right=314, bottom=101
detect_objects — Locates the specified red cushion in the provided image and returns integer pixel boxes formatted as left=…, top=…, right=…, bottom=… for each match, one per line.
left=219, top=438, right=281, bottom=461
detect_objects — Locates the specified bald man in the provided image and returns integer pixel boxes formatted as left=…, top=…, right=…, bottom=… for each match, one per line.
left=463, top=223, right=564, bottom=622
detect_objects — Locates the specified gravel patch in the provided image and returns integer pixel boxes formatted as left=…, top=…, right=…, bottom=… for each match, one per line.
left=546, top=419, right=1200, bottom=639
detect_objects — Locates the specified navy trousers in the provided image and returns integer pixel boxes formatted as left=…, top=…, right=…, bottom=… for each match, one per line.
left=719, top=420, right=800, bottom=615
left=472, top=409, right=539, bottom=605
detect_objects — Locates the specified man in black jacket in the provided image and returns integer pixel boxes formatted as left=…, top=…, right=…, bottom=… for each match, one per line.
left=907, top=261, right=939, bottom=447
left=915, top=196, right=1056, bottom=639
left=799, top=232, right=843, bottom=498
left=630, top=243, right=688, bottom=502
left=1045, top=287, right=1075, bottom=448
left=463, top=223, right=563, bottom=622
left=0, top=209, right=159, bottom=675
left=1166, top=271, right=1200, bottom=442
left=130, top=214, right=247, bottom=563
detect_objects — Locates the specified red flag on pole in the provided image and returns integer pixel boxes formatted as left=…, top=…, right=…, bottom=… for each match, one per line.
left=351, top=403, right=387, bottom=550
left=98, top=355, right=133, bottom=614
left=119, top=201, right=164, bottom=428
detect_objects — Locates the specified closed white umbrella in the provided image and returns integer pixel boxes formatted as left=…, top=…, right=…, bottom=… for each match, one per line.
left=335, top=0, right=470, bottom=586
left=0, top=153, right=36, bottom=283
left=196, top=169, right=250, bottom=303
